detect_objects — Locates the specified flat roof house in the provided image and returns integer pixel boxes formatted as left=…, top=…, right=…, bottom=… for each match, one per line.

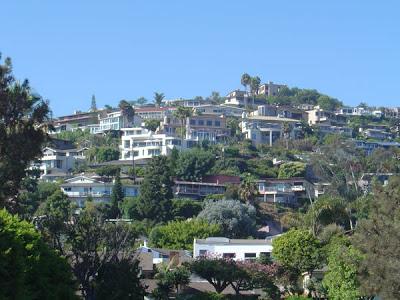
left=193, top=237, right=274, bottom=261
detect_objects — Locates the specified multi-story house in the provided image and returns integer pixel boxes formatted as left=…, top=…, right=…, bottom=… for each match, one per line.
left=173, top=175, right=241, bottom=199
left=164, top=98, right=210, bottom=107
left=355, top=140, right=400, bottom=155
left=362, top=128, right=392, bottom=140
left=225, top=90, right=250, bottom=106
left=60, top=175, right=139, bottom=207
left=257, top=178, right=313, bottom=205
left=384, top=107, right=400, bottom=119
left=193, top=104, right=246, bottom=117
left=337, top=106, right=383, bottom=118
left=119, top=127, right=183, bottom=162
left=161, top=114, right=230, bottom=145
left=257, top=81, right=286, bottom=97
left=252, top=105, right=306, bottom=121
left=241, top=114, right=300, bottom=146
left=134, top=106, right=176, bottom=120
left=89, top=110, right=141, bottom=134
left=193, top=237, right=275, bottom=261
left=52, top=111, right=99, bottom=132
left=307, top=106, right=353, bottom=136
left=32, top=139, right=86, bottom=181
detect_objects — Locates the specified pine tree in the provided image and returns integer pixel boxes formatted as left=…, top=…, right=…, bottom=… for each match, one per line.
left=90, top=94, right=97, bottom=111
left=137, top=156, right=173, bottom=222
left=110, top=173, right=123, bottom=218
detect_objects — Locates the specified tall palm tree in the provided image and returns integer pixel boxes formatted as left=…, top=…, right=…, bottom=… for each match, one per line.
left=282, top=121, right=292, bottom=149
left=241, top=73, right=251, bottom=107
left=154, top=92, right=165, bottom=107
left=173, top=106, right=193, bottom=149
left=239, top=176, right=258, bottom=204
left=250, top=76, right=261, bottom=108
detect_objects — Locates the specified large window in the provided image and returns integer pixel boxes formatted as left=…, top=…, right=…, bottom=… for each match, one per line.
left=244, top=253, right=257, bottom=260
left=223, top=253, right=235, bottom=259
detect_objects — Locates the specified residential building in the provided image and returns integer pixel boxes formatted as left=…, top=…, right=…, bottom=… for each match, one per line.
left=134, top=106, right=176, bottom=120
left=193, top=237, right=274, bottom=261
left=225, top=90, right=249, bottom=106
left=355, top=140, right=400, bottom=155
left=257, top=178, right=313, bottom=205
left=241, top=114, right=300, bottom=146
left=60, top=175, right=139, bottom=207
left=358, top=173, right=397, bottom=193
left=384, top=107, right=400, bottom=119
left=362, top=128, right=392, bottom=140
left=119, top=127, right=183, bottom=162
left=315, top=123, right=353, bottom=137
left=52, top=111, right=99, bottom=130
left=257, top=81, right=286, bottom=97
left=193, top=104, right=246, bottom=117
left=31, top=139, right=86, bottom=181
left=173, top=175, right=240, bottom=199
left=161, top=114, right=230, bottom=145
left=306, top=106, right=347, bottom=126
left=89, top=110, right=142, bottom=134
left=164, top=98, right=210, bottom=107
left=252, top=105, right=306, bottom=121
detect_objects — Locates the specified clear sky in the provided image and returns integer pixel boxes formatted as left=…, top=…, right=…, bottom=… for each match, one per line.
left=2, top=1, right=399, bottom=116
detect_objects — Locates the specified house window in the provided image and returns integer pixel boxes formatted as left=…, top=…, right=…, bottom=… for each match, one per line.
left=198, top=120, right=204, bottom=126
left=190, top=120, right=196, bottom=125
left=215, top=120, right=221, bottom=127
left=206, top=120, right=212, bottom=126
left=124, top=140, right=130, bottom=148
left=199, top=250, right=207, bottom=256
left=223, top=253, right=235, bottom=259
left=244, top=253, right=257, bottom=260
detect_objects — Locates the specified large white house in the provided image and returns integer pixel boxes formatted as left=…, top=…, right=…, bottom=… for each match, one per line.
left=89, top=110, right=142, bottom=134
left=119, top=127, right=183, bottom=162
left=193, top=237, right=274, bottom=261
left=60, top=175, right=139, bottom=207
left=32, top=139, right=86, bottom=181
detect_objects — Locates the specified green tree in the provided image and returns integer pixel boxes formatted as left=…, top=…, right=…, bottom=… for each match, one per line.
left=238, top=176, right=258, bottom=204
left=250, top=76, right=261, bottom=106
left=145, top=118, right=161, bottom=132
left=317, top=95, right=342, bottom=111
left=110, top=173, right=123, bottom=218
left=173, top=106, right=193, bottom=143
left=155, top=266, right=191, bottom=295
left=0, top=55, right=51, bottom=209
left=36, top=189, right=72, bottom=252
left=241, top=73, right=251, bottom=96
left=352, top=177, right=400, bottom=299
left=272, top=229, right=322, bottom=274
left=323, top=237, right=364, bottom=300
left=197, top=200, right=256, bottom=238
left=136, top=156, right=173, bottom=222
left=190, top=257, right=235, bottom=293
left=66, top=208, right=140, bottom=300
left=94, top=258, right=146, bottom=300
left=149, top=219, right=221, bottom=250
left=154, top=92, right=165, bottom=107
left=0, top=209, right=77, bottom=299
left=278, top=162, right=306, bottom=179
left=175, top=148, right=215, bottom=181
left=86, top=146, right=120, bottom=163
left=90, top=94, right=97, bottom=111
left=171, top=198, right=203, bottom=219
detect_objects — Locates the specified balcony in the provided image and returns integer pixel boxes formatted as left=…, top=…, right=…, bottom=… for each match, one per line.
left=63, top=191, right=110, bottom=197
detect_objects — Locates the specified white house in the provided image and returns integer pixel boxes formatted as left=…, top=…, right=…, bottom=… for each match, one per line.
left=193, top=237, right=274, bottom=261
left=32, top=139, right=86, bottom=181
left=60, top=175, right=139, bottom=207
left=119, top=127, right=183, bottom=162
left=89, top=110, right=142, bottom=134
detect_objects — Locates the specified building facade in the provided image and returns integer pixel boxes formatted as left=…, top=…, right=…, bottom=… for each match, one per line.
left=193, top=237, right=274, bottom=261
left=60, top=175, right=139, bottom=207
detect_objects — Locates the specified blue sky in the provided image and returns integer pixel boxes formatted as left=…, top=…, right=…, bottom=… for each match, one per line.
left=2, top=1, right=399, bottom=116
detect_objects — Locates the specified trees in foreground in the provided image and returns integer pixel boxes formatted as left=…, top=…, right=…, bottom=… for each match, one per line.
left=0, top=54, right=51, bottom=210
left=0, top=209, right=77, bottom=299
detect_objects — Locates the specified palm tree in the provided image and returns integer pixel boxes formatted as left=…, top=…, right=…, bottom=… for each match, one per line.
left=119, top=99, right=135, bottom=125
left=241, top=73, right=251, bottom=107
left=282, top=121, right=292, bottom=149
left=173, top=106, right=193, bottom=148
left=154, top=92, right=165, bottom=107
left=250, top=76, right=261, bottom=107
left=239, top=175, right=258, bottom=204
